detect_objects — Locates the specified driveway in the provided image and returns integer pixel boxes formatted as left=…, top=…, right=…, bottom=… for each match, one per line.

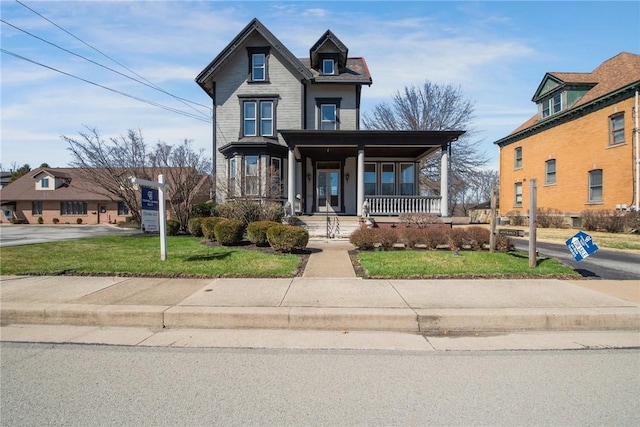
left=0, top=224, right=142, bottom=247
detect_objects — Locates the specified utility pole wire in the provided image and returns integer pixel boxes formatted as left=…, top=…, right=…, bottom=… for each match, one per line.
left=14, top=0, right=211, bottom=119
left=1, top=48, right=212, bottom=123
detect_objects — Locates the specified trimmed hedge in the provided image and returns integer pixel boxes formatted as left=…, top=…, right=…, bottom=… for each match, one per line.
left=201, top=216, right=223, bottom=241
left=267, top=224, right=309, bottom=252
left=214, top=218, right=245, bottom=246
left=188, top=217, right=204, bottom=237
left=166, top=219, right=181, bottom=236
left=247, top=220, right=281, bottom=246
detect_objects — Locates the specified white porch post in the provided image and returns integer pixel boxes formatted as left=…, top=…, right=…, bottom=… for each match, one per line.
left=287, top=147, right=296, bottom=212
left=356, top=148, right=365, bottom=216
left=440, top=145, right=449, bottom=217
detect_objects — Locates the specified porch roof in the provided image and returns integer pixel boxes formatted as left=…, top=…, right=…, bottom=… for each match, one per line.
left=279, top=130, right=464, bottom=160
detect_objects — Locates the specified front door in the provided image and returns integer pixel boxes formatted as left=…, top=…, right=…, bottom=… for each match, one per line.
left=317, top=168, right=340, bottom=212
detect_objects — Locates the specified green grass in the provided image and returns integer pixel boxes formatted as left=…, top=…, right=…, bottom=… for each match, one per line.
left=356, top=250, right=579, bottom=279
left=0, top=235, right=301, bottom=278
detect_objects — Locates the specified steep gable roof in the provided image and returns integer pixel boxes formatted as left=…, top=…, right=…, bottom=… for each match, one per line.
left=195, top=18, right=313, bottom=98
left=495, top=52, right=640, bottom=146
left=309, top=29, right=349, bottom=69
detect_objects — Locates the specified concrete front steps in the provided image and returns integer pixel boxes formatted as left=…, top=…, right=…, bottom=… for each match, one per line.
left=297, top=215, right=362, bottom=238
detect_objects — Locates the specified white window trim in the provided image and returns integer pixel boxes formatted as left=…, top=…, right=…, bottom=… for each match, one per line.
left=322, top=59, right=335, bottom=75
left=252, top=53, right=266, bottom=81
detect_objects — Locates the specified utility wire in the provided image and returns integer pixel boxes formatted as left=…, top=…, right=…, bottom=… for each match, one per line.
left=1, top=48, right=212, bottom=123
left=1, top=18, right=211, bottom=117
left=14, top=0, right=212, bottom=120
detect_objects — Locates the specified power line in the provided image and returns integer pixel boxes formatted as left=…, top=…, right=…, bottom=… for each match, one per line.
left=14, top=0, right=211, bottom=119
left=1, top=48, right=212, bottom=123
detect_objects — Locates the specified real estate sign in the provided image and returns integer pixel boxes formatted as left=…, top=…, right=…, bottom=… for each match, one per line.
left=565, top=231, right=599, bottom=262
left=141, top=186, right=159, bottom=232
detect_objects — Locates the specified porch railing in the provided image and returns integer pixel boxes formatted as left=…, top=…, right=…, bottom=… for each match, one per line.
left=365, top=196, right=442, bottom=216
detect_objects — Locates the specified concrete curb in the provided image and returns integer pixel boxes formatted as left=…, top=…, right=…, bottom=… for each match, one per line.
left=2, top=303, right=639, bottom=333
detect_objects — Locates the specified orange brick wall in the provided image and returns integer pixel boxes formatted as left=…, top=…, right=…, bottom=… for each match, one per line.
left=499, top=97, right=636, bottom=217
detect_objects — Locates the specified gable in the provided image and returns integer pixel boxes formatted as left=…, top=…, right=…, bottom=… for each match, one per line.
left=532, top=74, right=563, bottom=102
left=309, top=30, right=349, bottom=70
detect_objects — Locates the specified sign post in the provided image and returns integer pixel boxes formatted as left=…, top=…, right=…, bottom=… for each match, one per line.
left=131, top=174, right=169, bottom=261
left=566, top=231, right=599, bottom=262
left=529, top=179, right=537, bottom=268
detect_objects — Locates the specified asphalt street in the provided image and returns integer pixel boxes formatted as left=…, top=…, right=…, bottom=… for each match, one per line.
left=513, top=238, right=640, bottom=280
left=0, top=224, right=141, bottom=247
left=1, top=342, right=638, bottom=426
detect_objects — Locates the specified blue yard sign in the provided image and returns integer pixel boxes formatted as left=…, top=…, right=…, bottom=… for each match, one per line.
left=566, top=231, right=599, bottom=262
left=141, top=186, right=159, bottom=211
left=141, top=186, right=159, bottom=232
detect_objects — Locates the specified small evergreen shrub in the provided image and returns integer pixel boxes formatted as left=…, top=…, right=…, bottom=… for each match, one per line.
left=52, top=217, right=59, bottom=224
left=349, top=227, right=381, bottom=250
left=166, top=219, right=181, bottom=236
left=247, top=220, right=281, bottom=246
left=201, top=216, right=223, bottom=241
left=465, top=226, right=490, bottom=250
left=191, top=200, right=215, bottom=217
left=37, top=217, right=43, bottom=224
left=267, top=224, right=309, bottom=252
left=188, top=217, right=204, bottom=237
left=214, top=218, right=245, bottom=246
left=76, top=218, right=83, bottom=224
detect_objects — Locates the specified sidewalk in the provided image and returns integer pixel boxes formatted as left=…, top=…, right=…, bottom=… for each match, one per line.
left=1, top=239, right=639, bottom=350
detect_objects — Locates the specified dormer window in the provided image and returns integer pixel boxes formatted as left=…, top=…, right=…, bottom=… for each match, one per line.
left=541, top=93, right=563, bottom=118
left=322, top=59, right=335, bottom=75
left=41, top=177, right=49, bottom=188
left=247, top=47, right=270, bottom=83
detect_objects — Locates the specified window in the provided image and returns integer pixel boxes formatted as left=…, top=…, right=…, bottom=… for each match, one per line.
left=514, top=182, right=523, bottom=206
left=228, top=158, right=237, bottom=197
left=32, top=201, right=42, bottom=215
left=241, top=99, right=275, bottom=137
left=588, top=169, right=603, bottom=203
left=60, top=201, right=87, bottom=215
left=400, top=163, right=415, bottom=195
left=247, top=47, right=270, bottom=82
left=322, top=59, right=335, bottom=75
left=364, top=163, right=376, bottom=195
left=118, top=201, right=129, bottom=215
left=541, top=93, right=562, bottom=118
left=269, top=157, right=282, bottom=198
left=41, top=177, right=49, bottom=188
left=514, top=147, right=522, bottom=169
left=610, top=113, right=625, bottom=145
left=381, top=164, right=395, bottom=195
left=321, top=104, right=337, bottom=130
left=245, top=155, right=259, bottom=196
left=545, top=159, right=556, bottom=185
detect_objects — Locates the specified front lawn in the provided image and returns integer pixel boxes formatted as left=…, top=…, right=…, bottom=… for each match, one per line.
left=354, top=250, right=579, bottom=279
left=0, top=235, right=302, bottom=278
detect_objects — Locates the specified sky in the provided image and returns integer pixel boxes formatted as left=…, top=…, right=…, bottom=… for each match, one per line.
left=1, top=0, right=639, bottom=172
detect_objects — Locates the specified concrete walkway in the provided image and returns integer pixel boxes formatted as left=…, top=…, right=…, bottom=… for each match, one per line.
left=1, top=239, right=639, bottom=350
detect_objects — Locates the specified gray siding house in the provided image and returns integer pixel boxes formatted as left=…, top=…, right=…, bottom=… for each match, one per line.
left=196, top=18, right=463, bottom=217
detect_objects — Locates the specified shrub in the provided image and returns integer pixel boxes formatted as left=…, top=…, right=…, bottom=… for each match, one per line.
left=350, top=227, right=381, bottom=250
left=536, top=208, right=567, bottom=228
left=581, top=209, right=625, bottom=233
left=188, top=217, right=204, bottom=237
left=447, top=227, right=469, bottom=250
left=505, top=210, right=526, bottom=226
left=191, top=200, right=215, bottom=217
left=247, top=220, right=280, bottom=246
left=9, top=218, right=28, bottom=224
left=52, top=217, right=59, bottom=224
left=495, top=234, right=513, bottom=251
left=624, top=211, right=640, bottom=232
left=76, top=218, right=83, bottom=224
left=267, top=224, right=309, bottom=252
left=166, top=219, right=181, bottom=236
left=399, top=212, right=442, bottom=228
left=37, top=217, right=43, bottom=224
left=201, top=216, right=223, bottom=241
left=261, top=202, right=284, bottom=222
left=377, top=226, right=400, bottom=249
left=215, top=200, right=261, bottom=226
left=214, top=218, right=245, bottom=246
left=465, top=226, right=490, bottom=250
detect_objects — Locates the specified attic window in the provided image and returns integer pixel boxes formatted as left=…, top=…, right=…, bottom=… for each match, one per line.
left=247, top=47, right=270, bottom=83
left=541, top=93, right=563, bottom=118
left=41, top=177, right=49, bottom=188
left=322, top=59, right=335, bottom=75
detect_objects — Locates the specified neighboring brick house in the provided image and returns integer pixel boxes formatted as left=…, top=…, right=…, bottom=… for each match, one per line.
left=196, top=18, right=464, bottom=217
left=494, top=52, right=640, bottom=224
left=0, top=167, right=211, bottom=225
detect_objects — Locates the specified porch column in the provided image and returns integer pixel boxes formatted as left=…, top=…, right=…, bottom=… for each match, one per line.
left=356, top=148, right=365, bottom=216
left=287, top=147, right=296, bottom=214
left=440, top=145, right=449, bottom=217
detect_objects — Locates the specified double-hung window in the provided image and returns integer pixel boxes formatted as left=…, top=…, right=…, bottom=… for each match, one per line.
left=245, top=156, right=259, bottom=196
left=514, top=182, right=523, bottom=206
left=322, top=59, right=335, bottom=75
left=610, top=113, right=625, bottom=145
left=400, top=163, right=415, bottom=195
left=61, top=201, right=87, bottom=215
left=242, top=99, right=275, bottom=137
left=588, top=169, right=603, bottom=203
left=514, top=147, right=522, bottom=169
left=247, top=47, right=269, bottom=82
left=117, top=201, right=129, bottom=215
left=41, top=177, right=49, bottom=188
left=32, top=201, right=42, bottom=215
left=321, top=105, right=337, bottom=130
left=545, top=159, right=556, bottom=185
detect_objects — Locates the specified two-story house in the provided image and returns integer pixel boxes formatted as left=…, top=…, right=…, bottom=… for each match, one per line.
left=494, top=52, right=640, bottom=225
left=196, top=19, right=463, bottom=219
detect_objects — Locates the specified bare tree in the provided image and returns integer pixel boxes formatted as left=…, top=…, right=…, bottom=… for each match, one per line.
left=64, top=127, right=211, bottom=228
left=64, top=127, right=151, bottom=225
left=149, top=140, right=212, bottom=231
left=362, top=81, right=490, bottom=214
